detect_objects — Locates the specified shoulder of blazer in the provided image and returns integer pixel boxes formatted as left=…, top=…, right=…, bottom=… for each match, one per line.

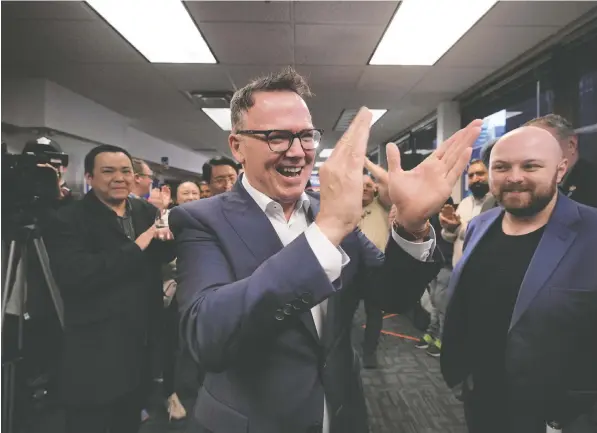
left=575, top=199, right=597, bottom=227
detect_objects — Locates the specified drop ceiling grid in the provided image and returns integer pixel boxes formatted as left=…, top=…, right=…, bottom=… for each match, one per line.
left=2, top=0, right=595, bottom=157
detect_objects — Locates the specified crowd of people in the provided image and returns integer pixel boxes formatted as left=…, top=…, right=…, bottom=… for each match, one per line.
left=33, top=67, right=597, bottom=433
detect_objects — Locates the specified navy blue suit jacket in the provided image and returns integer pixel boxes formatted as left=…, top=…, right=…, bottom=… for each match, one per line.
left=169, top=181, right=441, bottom=433
left=441, top=193, right=597, bottom=425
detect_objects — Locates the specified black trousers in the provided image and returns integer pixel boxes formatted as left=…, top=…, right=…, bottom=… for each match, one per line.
left=65, top=389, right=142, bottom=433
left=362, top=299, right=383, bottom=356
left=463, top=381, right=545, bottom=433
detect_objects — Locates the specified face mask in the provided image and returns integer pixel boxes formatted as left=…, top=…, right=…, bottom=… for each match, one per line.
left=469, top=181, right=489, bottom=198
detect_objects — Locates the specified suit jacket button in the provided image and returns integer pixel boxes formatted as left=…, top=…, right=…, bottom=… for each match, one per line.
left=283, top=304, right=293, bottom=315
left=291, top=300, right=302, bottom=310
left=274, top=310, right=285, bottom=321
left=300, top=292, right=313, bottom=304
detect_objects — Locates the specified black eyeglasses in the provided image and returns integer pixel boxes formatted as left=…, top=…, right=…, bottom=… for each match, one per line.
left=236, top=129, right=323, bottom=153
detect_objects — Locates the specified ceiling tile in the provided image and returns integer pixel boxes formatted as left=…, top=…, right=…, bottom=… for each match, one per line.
left=357, top=66, right=429, bottom=91
left=294, top=65, right=365, bottom=92
left=153, top=64, right=234, bottom=91
left=227, top=65, right=290, bottom=89
left=295, top=24, right=386, bottom=65
left=437, top=25, right=561, bottom=68
left=412, top=67, right=495, bottom=93
left=1, top=1, right=96, bottom=20
left=200, top=22, right=294, bottom=65
left=185, top=1, right=291, bottom=23
left=294, top=1, right=398, bottom=25
left=480, top=1, right=596, bottom=27
left=2, top=19, right=145, bottom=64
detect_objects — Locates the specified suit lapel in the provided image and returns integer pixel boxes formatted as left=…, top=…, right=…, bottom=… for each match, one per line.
left=306, top=196, right=338, bottom=351
left=221, top=184, right=320, bottom=344
left=221, top=185, right=284, bottom=264
left=509, top=195, right=579, bottom=331
left=304, top=195, right=326, bottom=346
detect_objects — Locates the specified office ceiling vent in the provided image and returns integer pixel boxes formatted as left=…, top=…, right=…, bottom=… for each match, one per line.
left=184, top=91, right=233, bottom=108
left=333, top=109, right=359, bottom=132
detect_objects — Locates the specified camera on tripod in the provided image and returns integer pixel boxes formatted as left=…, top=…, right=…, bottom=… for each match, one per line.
left=2, top=136, right=68, bottom=433
left=2, top=136, right=69, bottom=214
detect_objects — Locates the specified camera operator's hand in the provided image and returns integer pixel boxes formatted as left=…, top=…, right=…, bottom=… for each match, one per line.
left=38, top=163, right=64, bottom=198
left=135, top=225, right=158, bottom=251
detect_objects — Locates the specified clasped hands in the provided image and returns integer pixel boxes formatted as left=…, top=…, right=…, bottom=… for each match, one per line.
left=316, top=107, right=482, bottom=246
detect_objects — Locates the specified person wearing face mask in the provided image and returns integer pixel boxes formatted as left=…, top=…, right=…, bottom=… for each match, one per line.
left=440, top=159, right=496, bottom=266
left=441, top=126, right=597, bottom=433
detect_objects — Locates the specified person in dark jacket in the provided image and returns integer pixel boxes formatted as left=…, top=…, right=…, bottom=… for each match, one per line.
left=442, top=126, right=597, bottom=433
left=45, top=145, right=175, bottom=433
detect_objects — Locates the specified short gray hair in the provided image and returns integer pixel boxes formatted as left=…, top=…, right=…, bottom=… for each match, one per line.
left=230, top=67, right=313, bottom=131
left=525, top=114, right=576, bottom=142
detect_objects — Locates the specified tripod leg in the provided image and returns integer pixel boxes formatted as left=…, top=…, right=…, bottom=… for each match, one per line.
left=32, top=238, right=65, bottom=330
left=3, top=362, right=16, bottom=433
left=1, top=240, right=18, bottom=330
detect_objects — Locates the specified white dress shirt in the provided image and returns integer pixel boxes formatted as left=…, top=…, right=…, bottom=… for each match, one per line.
left=242, top=175, right=435, bottom=433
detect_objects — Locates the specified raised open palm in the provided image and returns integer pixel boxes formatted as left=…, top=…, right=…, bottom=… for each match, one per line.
left=387, top=120, right=483, bottom=231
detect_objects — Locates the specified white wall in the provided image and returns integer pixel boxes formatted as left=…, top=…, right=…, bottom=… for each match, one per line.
left=2, top=78, right=209, bottom=193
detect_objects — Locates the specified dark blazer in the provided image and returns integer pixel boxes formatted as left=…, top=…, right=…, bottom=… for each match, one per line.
left=561, top=158, right=597, bottom=208
left=169, top=181, right=441, bottom=433
left=441, top=193, right=597, bottom=429
left=45, top=191, right=175, bottom=405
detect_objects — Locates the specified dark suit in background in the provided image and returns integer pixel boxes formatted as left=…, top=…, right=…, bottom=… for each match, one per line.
left=169, top=181, right=441, bottom=433
left=45, top=191, right=174, bottom=433
left=560, top=158, right=597, bottom=207
left=442, top=194, right=597, bottom=433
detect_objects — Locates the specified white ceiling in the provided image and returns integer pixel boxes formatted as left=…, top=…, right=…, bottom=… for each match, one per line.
left=2, top=0, right=596, bottom=159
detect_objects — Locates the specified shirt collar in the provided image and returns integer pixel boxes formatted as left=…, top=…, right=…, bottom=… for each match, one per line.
left=241, top=173, right=311, bottom=214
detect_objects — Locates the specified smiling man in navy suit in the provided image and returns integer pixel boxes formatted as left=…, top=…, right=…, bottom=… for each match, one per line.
left=441, top=126, right=597, bottom=433
left=169, top=67, right=482, bottom=433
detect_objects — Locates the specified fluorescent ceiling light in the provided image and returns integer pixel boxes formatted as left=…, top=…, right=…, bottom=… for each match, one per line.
left=369, top=0, right=497, bottom=66
left=370, top=109, right=387, bottom=126
left=315, top=162, right=324, bottom=168
left=87, top=0, right=216, bottom=63
left=319, top=149, right=333, bottom=158
left=202, top=108, right=231, bottom=131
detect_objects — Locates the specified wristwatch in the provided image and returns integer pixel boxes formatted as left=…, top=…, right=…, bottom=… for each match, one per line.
left=392, top=220, right=431, bottom=242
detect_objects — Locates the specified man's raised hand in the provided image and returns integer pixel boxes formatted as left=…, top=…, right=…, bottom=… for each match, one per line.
left=386, top=119, right=483, bottom=232
left=316, top=107, right=372, bottom=246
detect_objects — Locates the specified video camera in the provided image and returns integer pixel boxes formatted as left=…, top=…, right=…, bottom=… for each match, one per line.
left=2, top=137, right=69, bottom=213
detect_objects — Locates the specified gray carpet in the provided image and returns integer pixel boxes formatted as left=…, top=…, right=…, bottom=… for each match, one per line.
left=354, top=310, right=466, bottom=433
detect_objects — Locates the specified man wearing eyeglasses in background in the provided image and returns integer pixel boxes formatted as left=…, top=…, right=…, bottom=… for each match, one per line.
left=169, top=67, right=482, bottom=433
left=131, top=158, right=154, bottom=199
left=201, top=156, right=240, bottom=196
